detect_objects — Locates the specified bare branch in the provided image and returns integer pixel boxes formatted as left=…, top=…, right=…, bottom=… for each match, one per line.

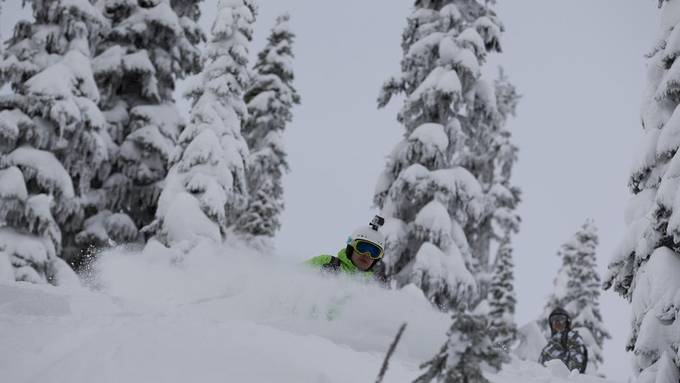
left=375, top=322, right=407, bottom=383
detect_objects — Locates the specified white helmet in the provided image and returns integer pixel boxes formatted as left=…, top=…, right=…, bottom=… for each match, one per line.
left=349, top=225, right=385, bottom=249
left=346, top=216, right=386, bottom=261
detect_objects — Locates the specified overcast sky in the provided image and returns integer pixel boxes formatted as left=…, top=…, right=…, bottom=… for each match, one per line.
left=0, top=1, right=661, bottom=380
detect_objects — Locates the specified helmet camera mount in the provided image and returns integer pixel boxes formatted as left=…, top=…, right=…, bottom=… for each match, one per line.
left=369, top=215, right=385, bottom=231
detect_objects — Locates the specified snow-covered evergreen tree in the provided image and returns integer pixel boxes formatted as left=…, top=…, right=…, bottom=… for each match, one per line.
left=476, top=69, right=521, bottom=297
left=465, top=69, right=521, bottom=294
left=81, top=0, right=204, bottom=249
left=488, top=237, right=517, bottom=352
left=415, top=302, right=501, bottom=383
left=374, top=0, right=516, bottom=310
left=486, top=70, right=521, bottom=242
left=541, top=227, right=584, bottom=332
left=149, top=0, right=256, bottom=247
left=235, top=13, right=300, bottom=247
left=0, top=0, right=107, bottom=284
left=543, top=220, right=609, bottom=371
left=604, top=1, right=680, bottom=380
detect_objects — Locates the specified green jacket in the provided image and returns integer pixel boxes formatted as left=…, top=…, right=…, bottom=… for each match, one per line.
left=305, top=248, right=373, bottom=277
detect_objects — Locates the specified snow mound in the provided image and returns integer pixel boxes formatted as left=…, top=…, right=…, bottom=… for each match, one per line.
left=89, top=241, right=451, bottom=361
left=514, top=320, right=548, bottom=362
left=0, top=242, right=627, bottom=383
left=492, top=358, right=618, bottom=383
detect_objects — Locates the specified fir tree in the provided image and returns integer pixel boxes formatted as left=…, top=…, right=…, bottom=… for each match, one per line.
left=544, top=220, right=609, bottom=371
left=415, top=302, right=501, bottom=383
left=374, top=0, right=516, bottom=310
left=476, top=69, right=521, bottom=297
left=566, top=221, right=610, bottom=371
left=488, top=70, right=521, bottom=242
left=235, top=13, right=300, bottom=247
left=0, top=0, right=107, bottom=284
left=80, top=0, right=205, bottom=250
left=604, top=2, right=680, bottom=380
left=541, top=230, right=580, bottom=333
left=487, top=237, right=517, bottom=352
left=149, top=0, right=256, bottom=247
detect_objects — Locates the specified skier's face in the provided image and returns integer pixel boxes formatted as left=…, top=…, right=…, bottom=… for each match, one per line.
left=351, top=251, right=375, bottom=271
left=550, top=316, right=568, bottom=333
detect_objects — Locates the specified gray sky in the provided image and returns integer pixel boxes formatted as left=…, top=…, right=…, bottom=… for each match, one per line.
left=0, top=0, right=660, bottom=380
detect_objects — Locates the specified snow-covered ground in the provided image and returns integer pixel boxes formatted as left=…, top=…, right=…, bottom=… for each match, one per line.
left=0, top=243, right=622, bottom=383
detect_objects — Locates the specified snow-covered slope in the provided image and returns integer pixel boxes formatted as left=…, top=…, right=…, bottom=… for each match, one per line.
left=0, top=243, right=622, bottom=382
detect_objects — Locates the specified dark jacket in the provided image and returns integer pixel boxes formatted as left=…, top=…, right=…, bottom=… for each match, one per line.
left=539, top=308, right=588, bottom=373
left=539, top=329, right=588, bottom=372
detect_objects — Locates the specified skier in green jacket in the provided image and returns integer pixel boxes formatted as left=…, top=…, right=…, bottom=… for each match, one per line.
left=306, top=215, right=386, bottom=276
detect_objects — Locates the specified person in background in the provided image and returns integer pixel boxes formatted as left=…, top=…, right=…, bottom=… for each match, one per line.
left=539, top=307, right=588, bottom=373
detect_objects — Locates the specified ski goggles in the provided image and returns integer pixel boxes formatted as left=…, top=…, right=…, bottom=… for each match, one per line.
left=550, top=315, right=568, bottom=326
left=349, top=239, right=384, bottom=260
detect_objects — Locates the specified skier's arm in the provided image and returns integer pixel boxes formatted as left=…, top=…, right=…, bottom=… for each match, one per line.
left=538, top=342, right=556, bottom=365
left=304, top=255, right=332, bottom=268
left=566, top=334, right=588, bottom=373
left=566, top=347, right=586, bottom=372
